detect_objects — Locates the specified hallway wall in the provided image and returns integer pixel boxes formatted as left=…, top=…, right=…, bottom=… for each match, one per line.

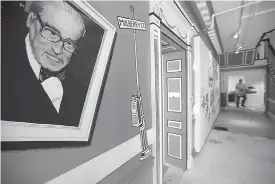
left=1, top=2, right=153, bottom=184
left=193, top=36, right=221, bottom=153
left=221, top=68, right=266, bottom=110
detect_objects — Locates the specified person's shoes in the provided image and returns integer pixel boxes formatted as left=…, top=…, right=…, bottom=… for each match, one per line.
left=241, top=105, right=245, bottom=107
left=237, top=105, right=240, bottom=108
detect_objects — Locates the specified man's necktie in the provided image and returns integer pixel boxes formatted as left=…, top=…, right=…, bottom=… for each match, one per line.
left=39, top=67, right=66, bottom=83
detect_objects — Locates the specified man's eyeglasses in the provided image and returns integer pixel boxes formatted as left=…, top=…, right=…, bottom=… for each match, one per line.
left=34, top=12, right=78, bottom=54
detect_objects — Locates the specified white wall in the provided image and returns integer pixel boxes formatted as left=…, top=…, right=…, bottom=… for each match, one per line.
left=193, top=37, right=221, bottom=153
left=221, top=68, right=266, bottom=110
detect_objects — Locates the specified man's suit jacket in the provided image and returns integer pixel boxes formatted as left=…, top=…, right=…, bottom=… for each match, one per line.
left=1, top=4, right=88, bottom=127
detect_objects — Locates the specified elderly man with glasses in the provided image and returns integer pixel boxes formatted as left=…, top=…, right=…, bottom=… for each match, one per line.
left=2, top=1, right=89, bottom=127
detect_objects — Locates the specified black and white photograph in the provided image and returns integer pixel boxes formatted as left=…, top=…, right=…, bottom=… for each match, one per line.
left=1, top=1, right=116, bottom=142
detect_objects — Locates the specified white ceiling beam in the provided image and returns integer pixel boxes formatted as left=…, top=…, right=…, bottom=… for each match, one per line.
left=241, top=8, right=275, bottom=19
left=209, top=1, right=261, bottom=29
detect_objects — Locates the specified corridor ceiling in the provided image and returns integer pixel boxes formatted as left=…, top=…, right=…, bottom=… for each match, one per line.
left=211, top=1, right=275, bottom=53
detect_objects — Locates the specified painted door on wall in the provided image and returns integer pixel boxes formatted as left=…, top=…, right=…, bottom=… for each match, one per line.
left=162, top=50, right=187, bottom=171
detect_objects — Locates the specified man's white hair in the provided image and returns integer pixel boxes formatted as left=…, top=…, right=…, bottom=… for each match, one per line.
left=29, top=1, right=86, bottom=36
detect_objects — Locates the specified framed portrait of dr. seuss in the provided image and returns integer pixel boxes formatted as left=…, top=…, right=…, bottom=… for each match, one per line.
left=1, top=1, right=116, bottom=143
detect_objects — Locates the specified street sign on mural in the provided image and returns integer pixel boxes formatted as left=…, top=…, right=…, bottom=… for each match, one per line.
left=117, top=16, right=146, bottom=31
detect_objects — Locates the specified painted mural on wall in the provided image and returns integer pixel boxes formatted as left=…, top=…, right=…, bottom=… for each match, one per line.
left=118, top=5, right=151, bottom=160
left=201, top=52, right=220, bottom=122
left=1, top=1, right=116, bottom=145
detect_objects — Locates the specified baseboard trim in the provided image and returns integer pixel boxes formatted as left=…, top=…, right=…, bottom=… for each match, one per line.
left=46, top=129, right=154, bottom=184
left=267, top=111, right=275, bottom=122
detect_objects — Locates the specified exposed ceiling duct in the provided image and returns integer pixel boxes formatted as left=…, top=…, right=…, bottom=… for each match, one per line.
left=195, top=1, right=222, bottom=54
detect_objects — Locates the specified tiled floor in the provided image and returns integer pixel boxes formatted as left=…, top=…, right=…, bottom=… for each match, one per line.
left=179, top=107, right=275, bottom=184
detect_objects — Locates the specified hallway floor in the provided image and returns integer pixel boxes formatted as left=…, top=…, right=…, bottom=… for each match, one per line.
left=179, top=107, right=275, bottom=184
left=216, top=106, right=275, bottom=139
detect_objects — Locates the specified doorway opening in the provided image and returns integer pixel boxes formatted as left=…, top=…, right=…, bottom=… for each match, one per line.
left=218, top=68, right=271, bottom=141
left=226, top=69, right=266, bottom=111
left=160, top=25, right=189, bottom=184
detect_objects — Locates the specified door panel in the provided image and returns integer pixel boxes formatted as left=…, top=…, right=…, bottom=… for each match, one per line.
left=167, top=120, right=182, bottom=129
left=167, top=78, right=182, bottom=112
left=168, top=133, right=182, bottom=159
left=167, top=59, right=181, bottom=73
left=163, top=50, right=187, bottom=171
